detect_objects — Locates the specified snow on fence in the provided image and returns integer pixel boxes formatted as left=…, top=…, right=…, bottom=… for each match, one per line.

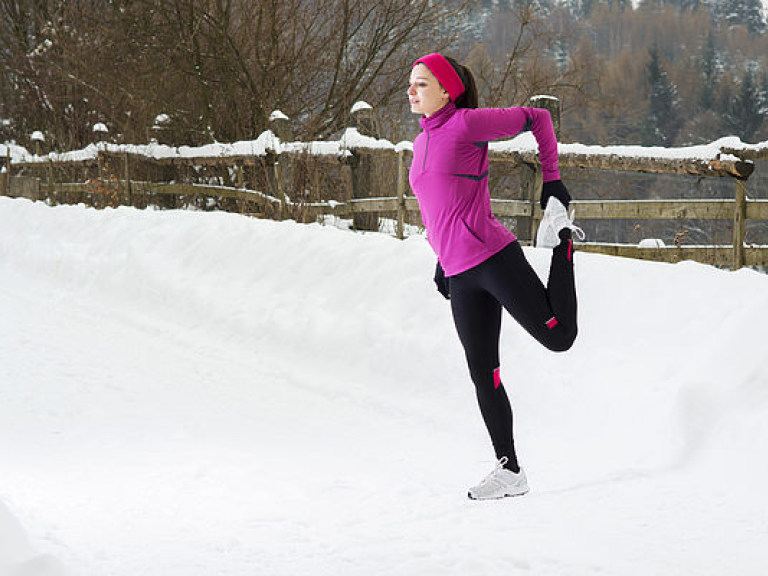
left=2, top=98, right=768, bottom=270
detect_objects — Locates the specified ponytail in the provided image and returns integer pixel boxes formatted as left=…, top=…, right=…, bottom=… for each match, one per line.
left=444, top=56, right=479, bottom=109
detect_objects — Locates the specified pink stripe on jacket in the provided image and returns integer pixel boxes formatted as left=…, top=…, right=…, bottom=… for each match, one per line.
left=409, top=102, right=560, bottom=276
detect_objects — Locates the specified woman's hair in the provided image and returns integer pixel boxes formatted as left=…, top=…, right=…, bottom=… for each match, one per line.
left=444, top=56, right=479, bottom=109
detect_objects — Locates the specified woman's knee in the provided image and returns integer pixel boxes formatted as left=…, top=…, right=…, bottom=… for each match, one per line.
left=466, top=356, right=499, bottom=389
left=542, top=325, right=577, bottom=352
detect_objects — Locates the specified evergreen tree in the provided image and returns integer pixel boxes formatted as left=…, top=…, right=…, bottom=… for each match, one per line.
left=643, top=47, right=683, bottom=145
left=552, top=37, right=570, bottom=72
left=716, top=0, right=766, bottom=34
left=727, top=69, right=764, bottom=141
left=580, top=0, right=597, bottom=16
left=665, top=0, right=703, bottom=11
left=760, top=73, right=768, bottom=117
left=699, top=31, right=719, bottom=110
left=573, top=0, right=629, bottom=17
left=744, top=0, right=765, bottom=34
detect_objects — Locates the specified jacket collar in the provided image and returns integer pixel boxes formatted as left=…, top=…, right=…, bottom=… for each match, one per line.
left=419, top=101, right=457, bottom=131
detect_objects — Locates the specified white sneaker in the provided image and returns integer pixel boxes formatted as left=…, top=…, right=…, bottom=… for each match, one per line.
left=467, top=457, right=529, bottom=500
left=535, top=197, right=585, bottom=249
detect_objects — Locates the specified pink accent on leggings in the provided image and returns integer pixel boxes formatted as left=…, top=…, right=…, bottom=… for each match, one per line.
left=546, top=316, right=559, bottom=329
left=568, top=239, right=573, bottom=261
left=493, top=368, right=501, bottom=389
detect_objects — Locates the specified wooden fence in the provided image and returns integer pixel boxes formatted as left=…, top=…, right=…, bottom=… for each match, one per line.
left=3, top=98, right=768, bottom=270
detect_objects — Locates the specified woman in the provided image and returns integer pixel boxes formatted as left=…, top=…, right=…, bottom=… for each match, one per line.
left=407, top=53, right=583, bottom=500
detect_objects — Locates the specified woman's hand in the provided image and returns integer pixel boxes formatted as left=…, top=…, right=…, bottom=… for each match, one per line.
left=541, top=180, right=572, bottom=210
left=434, top=261, right=450, bottom=299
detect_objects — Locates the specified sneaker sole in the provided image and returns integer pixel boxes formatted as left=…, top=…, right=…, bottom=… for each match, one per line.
left=467, top=488, right=529, bottom=501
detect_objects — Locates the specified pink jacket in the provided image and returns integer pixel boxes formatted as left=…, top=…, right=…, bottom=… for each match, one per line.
left=409, top=102, right=560, bottom=276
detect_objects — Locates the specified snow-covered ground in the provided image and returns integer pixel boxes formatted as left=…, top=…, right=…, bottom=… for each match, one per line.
left=1, top=196, right=767, bottom=576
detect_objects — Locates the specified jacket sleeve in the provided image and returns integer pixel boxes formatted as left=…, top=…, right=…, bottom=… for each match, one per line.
left=461, top=107, right=561, bottom=183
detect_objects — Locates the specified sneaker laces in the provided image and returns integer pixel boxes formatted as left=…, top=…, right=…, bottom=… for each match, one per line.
left=543, top=198, right=585, bottom=242
left=566, top=207, right=586, bottom=241
left=476, top=457, right=509, bottom=488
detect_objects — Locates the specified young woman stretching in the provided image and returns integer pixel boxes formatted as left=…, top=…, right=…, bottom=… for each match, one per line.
left=408, top=53, right=583, bottom=500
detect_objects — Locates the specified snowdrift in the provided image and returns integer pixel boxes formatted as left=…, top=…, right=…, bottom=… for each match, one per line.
left=1, top=196, right=767, bottom=575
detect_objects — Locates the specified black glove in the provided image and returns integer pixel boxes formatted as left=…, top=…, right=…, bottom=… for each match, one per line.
left=540, top=179, right=572, bottom=210
left=434, top=261, right=450, bottom=300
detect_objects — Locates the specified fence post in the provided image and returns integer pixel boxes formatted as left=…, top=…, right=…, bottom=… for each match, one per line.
left=349, top=102, right=378, bottom=232
left=266, top=153, right=286, bottom=219
left=523, top=163, right=542, bottom=244
left=3, top=147, right=10, bottom=196
left=396, top=149, right=406, bottom=240
left=267, top=111, right=293, bottom=220
left=733, top=177, right=747, bottom=270
left=529, top=95, right=561, bottom=138
left=97, top=151, right=106, bottom=180
left=235, top=161, right=244, bottom=189
left=269, top=111, right=293, bottom=142
left=121, top=152, right=131, bottom=206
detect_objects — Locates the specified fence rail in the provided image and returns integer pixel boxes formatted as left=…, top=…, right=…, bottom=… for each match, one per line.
left=3, top=98, right=768, bottom=270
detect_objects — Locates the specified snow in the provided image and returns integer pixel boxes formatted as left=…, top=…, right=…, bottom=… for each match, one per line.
left=2, top=197, right=768, bottom=576
left=7, top=130, right=766, bottom=165
left=339, top=127, right=394, bottom=150
left=30, top=131, right=45, bottom=142
left=268, top=110, right=289, bottom=122
left=351, top=101, right=373, bottom=114
left=91, top=123, right=108, bottom=134
left=0, top=143, right=30, bottom=164
left=491, top=134, right=767, bottom=163
left=638, top=238, right=666, bottom=248
left=529, top=95, right=559, bottom=101
left=558, top=136, right=765, bottom=162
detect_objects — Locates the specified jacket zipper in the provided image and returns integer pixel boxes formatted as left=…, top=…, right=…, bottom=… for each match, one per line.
left=422, top=129, right=430, bottom=172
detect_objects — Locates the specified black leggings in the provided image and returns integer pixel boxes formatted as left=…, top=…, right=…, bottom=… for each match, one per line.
left=449, top=240, right=577, bottom=472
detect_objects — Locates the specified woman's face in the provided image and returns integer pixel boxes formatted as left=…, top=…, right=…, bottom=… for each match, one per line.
left=408, top=64, right=450, bottom=117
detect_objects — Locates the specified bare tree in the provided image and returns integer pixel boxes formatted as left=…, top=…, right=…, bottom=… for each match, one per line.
left=464, top=0, right=588, bottom=112
left=1, top=0, right=468, bottom=148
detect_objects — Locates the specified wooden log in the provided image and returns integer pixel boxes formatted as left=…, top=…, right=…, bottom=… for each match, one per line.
left=16, top=176, right=42, bottom=200
left=744, top=246, right=768, bottom=267
left=349, top=151, right=378, bottom=230
left=351, top=102, right=377, bottom=138
left=520, top=162, right=540, bottom=242
left=486, top=149, right=527, bottom=166
left=348, top=197, right=400, bottom=212
left=571, top=199, right=735, bottom=220
left=349, top=103, right=382, bottom=232
left=529, top=95, right=560, bottom=138
left=299, top=201, right=351, bottom=220
left=264, top=152, right=285, bottom=220
left=709, top=158, right=754, bottom=180
left=577, top=243, right=734, bottom=267
left=733, top=178, right=747, bottom=270
left=490, top=199, right=531, bottom=218
left=558, top=152, right=753, bottom=179
left=746, top=200, right=768, bottom=220
left=2, top=147, right=9, bottom=195
left=719, top=146, right=768, bottom=161
left=12, top=158, right=99, bottom=171
left=404, top=197, right=420, bottom=212
left=396, top=150, right=406, bottom=240
left=269, top=111, right=293, bottom=141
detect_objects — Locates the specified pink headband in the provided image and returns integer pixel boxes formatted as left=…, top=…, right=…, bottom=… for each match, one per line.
left=413, top=53, right=465, bottom=102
